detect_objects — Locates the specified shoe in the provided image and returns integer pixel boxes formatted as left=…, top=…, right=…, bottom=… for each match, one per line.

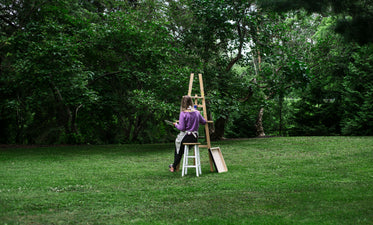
left=169, top=164, right=174, bottom=172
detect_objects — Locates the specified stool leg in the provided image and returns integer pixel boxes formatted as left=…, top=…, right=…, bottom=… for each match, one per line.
left=182, top=145, right=188, bottom=177
left=185, top=145, right=189, bottom=175
left=196, top=145, right=201, bottom=175
left=194, top=145, right=199, bottom=177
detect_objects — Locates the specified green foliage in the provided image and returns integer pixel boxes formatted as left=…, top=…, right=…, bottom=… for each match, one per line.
left=341, top=44, right=373, bottom=135
left=1, top=0, right=373, bottom=144
left=289, top=16, right=373, bottom=137
left=257, top=0, right=373, bottom=45
left=225, top=105, right=258, bottom=138
left=288, top=17, right=346, bottom=136
left=78, top=6, right=184, bottom=143
left=232, top=10, right=319, bottom=136
left=1, top=0, right=186, bottom=144
left=1, top=0, right=96, bottom=144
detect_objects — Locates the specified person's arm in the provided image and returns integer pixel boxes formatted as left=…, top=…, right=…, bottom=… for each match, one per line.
left=175, top=112, right=185, bottom=131
left=199, top=112, right=207, bottom=125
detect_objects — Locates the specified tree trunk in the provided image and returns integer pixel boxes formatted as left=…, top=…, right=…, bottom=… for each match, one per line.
left=49, top=80, right=78, bottom=140
left=71, top=104, right=82, bottom=135
left=210, top=117, right=227, bottom=141
left=255, top=107, right=265, bottom=137
left=278, top=95, right=283, bottom=136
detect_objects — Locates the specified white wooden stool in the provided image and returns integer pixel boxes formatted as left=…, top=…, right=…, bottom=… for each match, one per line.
left=182, top=143, right=202, bottom=177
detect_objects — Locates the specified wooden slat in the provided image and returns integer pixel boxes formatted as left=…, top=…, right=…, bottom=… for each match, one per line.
left=188, top=73, right=194, bottom=96
left=198, top=73, right=205, bottom=97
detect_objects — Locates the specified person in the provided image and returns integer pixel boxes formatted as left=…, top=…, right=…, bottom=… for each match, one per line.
left=169, top=95, right=206, bottom=172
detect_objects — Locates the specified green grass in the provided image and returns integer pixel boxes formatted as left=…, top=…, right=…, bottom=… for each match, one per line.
left=1, top=137, right=373, bottom=224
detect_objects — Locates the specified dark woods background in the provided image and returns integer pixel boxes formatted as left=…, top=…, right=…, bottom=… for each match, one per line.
left=1, top=0, right=372, bottom=144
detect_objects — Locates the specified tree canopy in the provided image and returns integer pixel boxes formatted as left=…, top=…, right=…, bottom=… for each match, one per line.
left=257, top=0, right=373, bottom=44
left=1, top=0, right=372, bottom=144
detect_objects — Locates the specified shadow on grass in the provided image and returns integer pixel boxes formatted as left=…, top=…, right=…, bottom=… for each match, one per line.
left=0, top=143, right=175, bottom=156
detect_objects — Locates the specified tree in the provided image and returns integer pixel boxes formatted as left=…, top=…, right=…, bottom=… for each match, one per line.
left=1, top=0, right=371, bottom=144
left=289, top=16, right=373, bottom=136
left=1, top=0, right=99, bottom=143
left=81, top=3, right=185, bottom=143
left=341, top=44, right=373, bottom=135
left=257, top=0, right=373, bottom=45
left=165, top=0, right=260, bottom=140
left=0, top=0, right=185, bottom=144
left=238, top=10, right=319, bottom=136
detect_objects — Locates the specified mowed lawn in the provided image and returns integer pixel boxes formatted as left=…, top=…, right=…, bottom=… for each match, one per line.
left=1, top=137, right=372, bottom=224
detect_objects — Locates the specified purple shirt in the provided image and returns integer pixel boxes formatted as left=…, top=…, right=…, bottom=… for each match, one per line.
left=175, top=110, right=206, bottom=132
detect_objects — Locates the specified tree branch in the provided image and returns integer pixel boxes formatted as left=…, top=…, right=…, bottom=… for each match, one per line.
left=0, top=15, right=18, bottom=29
left=87, top=71, right=121, bottom=86
left=225, top=19, right=246, bottom=72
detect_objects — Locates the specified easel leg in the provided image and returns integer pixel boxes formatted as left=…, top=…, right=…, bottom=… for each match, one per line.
left=208, top=150, right=214, bottom=172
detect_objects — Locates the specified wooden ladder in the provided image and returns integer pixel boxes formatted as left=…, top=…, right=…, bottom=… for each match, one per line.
left=188, top=73, right=215, bottom=172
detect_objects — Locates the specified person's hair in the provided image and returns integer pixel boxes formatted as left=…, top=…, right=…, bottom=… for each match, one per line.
left=180, top=95, right=193, bottom=112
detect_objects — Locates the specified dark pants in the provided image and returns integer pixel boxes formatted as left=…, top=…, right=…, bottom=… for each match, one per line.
left=172, top=134, right=197, bottom=169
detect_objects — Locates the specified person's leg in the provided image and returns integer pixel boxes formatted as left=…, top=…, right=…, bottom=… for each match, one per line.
left=170, top=146, right=184, bottom=172
left=171, top=135, right=197, bottom=170
left=170, top=133, right=185, bottom=172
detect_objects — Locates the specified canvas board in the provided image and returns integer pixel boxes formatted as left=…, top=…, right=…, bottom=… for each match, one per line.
left=164, top=120, right=174, bottom=126
left=209, top=147, right=228, bottom=173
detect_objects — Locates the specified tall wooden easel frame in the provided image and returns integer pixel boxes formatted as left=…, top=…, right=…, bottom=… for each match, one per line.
left=188, top=73, right=227, bottom=173
left=188, top=73, right=211, bottom=149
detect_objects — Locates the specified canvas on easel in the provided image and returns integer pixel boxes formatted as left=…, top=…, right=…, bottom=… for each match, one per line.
left=209, top=147, right=228, bottom=173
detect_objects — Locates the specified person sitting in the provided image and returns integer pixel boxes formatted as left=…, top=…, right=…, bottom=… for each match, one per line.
left=169, top=95, right=206, bottom=172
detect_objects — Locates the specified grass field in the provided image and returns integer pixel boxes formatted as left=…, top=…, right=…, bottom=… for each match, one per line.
left=1, top=136, right=372, bottom=224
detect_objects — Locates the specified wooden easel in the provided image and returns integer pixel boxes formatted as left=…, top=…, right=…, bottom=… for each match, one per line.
left=188, top=73, right=227, bottom=173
